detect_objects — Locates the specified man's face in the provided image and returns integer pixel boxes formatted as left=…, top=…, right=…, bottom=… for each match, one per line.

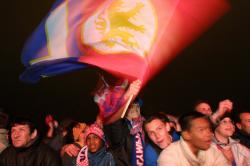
left=144, top=119, right=171, bottom=149
left=185, top=118, right=212, bottom=154
left=195, top=103, right=212, bottom=116
left=73, top=123, right=87, bottom=141
left=86, top=134, right=103, bottom=153
left=126, top=103, right=140, bottom=120
left=237, top=112, right=250, bottom=135
left=11, top=124, right=36, bottom=148
left=215, top=117, right=235, bottom=138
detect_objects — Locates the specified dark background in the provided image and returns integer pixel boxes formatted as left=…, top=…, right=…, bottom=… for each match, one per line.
left=1, top=1, right=250, bottom=125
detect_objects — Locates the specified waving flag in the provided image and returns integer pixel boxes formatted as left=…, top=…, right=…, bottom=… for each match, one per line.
left=20, top=0, right=230, bottom=84
left=93, top=79, right=128, bottom=119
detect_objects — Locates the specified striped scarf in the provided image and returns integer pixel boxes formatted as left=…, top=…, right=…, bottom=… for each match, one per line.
left=76, top=146, right=89, bottom=166
left=129, top=116, right=145, bottom=166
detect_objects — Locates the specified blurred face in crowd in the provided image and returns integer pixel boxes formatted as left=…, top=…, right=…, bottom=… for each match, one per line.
left=86, top=134, right=103, bottom=153
left=73, top=123, right=87, bottom=141
left=78, top=125, right=89, bottom=145
left=215, top=117, right=235, bottom=138
left=183, top=118, right=212, bottom=155
left=11, top=124, right=37, bottom=148
left=144, top=119, right=172, bottom=149
left=237, top=112, right=250, bottom=135
left=126, top=103, right=140, bottom=120
left=195, top=103, right=212, bottom=116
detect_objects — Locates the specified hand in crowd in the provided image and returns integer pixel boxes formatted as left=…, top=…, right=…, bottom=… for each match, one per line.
left=210, top=99, right=233, bottom=124
left=216, top=99, right=233, bottom=116
left=124, top=79, right=141, bottom=100
left=166, top=114, right=181, bottom=132
left=45, top=114, right=58, bottom=128
left=45, top=114, right=58, bottom=138
left=61, top=144, right=80, bottom=157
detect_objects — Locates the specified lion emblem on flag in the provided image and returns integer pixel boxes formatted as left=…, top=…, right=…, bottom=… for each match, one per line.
left=81, top=0, right=158, bottom=57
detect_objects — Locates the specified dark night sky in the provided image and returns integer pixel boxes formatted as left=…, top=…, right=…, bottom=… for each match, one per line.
left=1, top=0, right=250, bottom=124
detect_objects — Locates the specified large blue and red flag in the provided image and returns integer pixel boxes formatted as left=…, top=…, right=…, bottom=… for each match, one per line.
left=20, top=0, right=230, bottom=84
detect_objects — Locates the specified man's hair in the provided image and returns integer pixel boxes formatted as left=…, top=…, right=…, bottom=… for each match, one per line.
left=143, top=113, right=170, bottom=131
left=178, top=111, right=209, bottom=131
left=193, top=100, right=211, bottom=109
left=234, top=108, right=250, bottom=123
left=213, top=112, right=234, bottom=130
left=59, top=118, right=75, bottom=132
left=0, top=109, right=9, bottom=129
left=63, top=121, right=79, bottom=144
left=10, top=117, right=37, bottom=134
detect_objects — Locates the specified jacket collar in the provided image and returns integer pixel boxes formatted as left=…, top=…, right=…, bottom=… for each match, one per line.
left=88, top=146, right=106, bottom=160
left=180, top=137, right=207, bottom=166
left=212, top=136, right=239, bottom=147
left=14, top=137, right=40, bottom=153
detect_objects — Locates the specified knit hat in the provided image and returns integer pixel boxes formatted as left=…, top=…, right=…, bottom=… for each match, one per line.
left=213, top=112, right=234, bottom=130
left=85, top=123, right=105, bottom=144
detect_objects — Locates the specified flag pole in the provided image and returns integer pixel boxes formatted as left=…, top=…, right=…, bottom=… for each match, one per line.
left=121, top=94, right=134, bottom=118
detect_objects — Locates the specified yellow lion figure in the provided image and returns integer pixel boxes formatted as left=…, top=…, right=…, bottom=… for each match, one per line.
left=95, top=0, right=145, bottom=48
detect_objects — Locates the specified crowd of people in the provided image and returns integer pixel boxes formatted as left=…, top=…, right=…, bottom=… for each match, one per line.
left=0, top=80, right=249, bottom=166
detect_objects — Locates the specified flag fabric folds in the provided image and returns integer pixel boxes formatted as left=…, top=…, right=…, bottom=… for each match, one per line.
left=20, top=0, right=230, bottom=84
left=94, top=79, right=128, bottom=119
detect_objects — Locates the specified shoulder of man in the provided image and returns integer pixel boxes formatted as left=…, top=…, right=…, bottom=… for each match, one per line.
left=157, top=141, right=181, bottom=165
left=158, top=141, right=180, bottom=158
left=0, top=145, right=16, bottom=165
left=0, top=145, right=15, bottom=155
left=37, top=141, right=61, bottom=160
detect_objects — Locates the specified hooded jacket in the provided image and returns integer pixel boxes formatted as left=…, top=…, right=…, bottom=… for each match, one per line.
left=233, top=129, right=250, bottom=148
left=88, top=147, right=115, bottom=166
left=212, top=137, right=250, bottom=166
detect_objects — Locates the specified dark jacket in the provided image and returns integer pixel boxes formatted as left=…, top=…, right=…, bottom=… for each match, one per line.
left=0, top=138, right=62, bottom=166
left=88, top=147, right=115, bottom=166
left=233, top=129, right=250, bottom=148
left=104, top=118, right=146, bottom=166
left=43, top=129, right=64, bottom=152
left=104, top=119, right=132, bottom=166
